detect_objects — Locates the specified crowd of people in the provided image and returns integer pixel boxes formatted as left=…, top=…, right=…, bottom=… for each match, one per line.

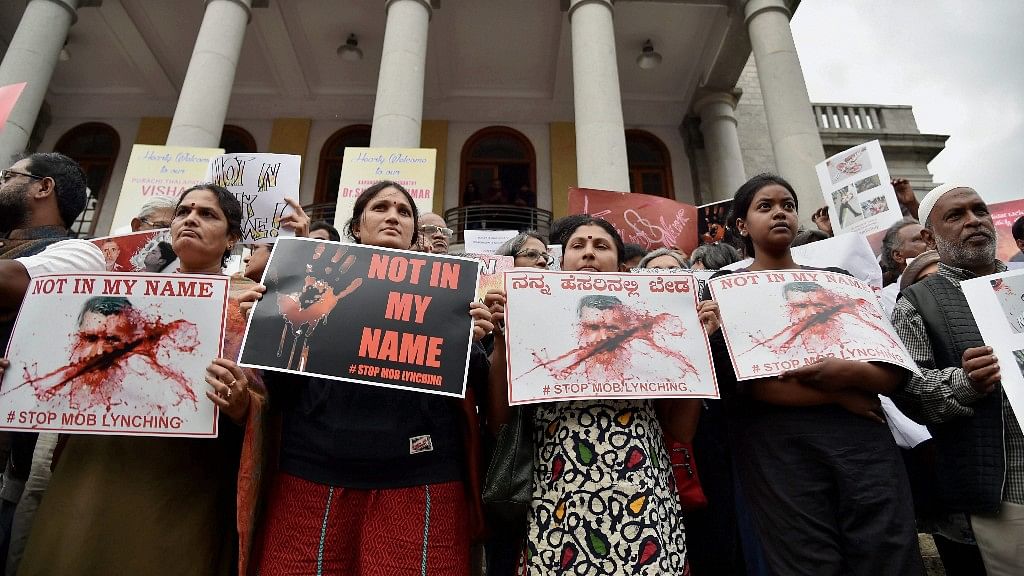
left=0, top=151, right=1020, bottom=575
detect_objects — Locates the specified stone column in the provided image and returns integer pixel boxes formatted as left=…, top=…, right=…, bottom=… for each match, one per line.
left=695, top=92, right=747, bottom=202
left=166, top=0, right=253, bottom=147
left=370, top=0, right=432, bottom=148
left=569, top=0, right=630, bottom=193
left=744, top=0, right=825, bottom=215
left=0, top=0, right=80, bottom=164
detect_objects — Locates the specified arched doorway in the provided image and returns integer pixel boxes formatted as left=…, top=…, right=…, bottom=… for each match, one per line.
left=55, top=122, right=120, bottom=236
left=460, top=126, right=536, bottom=207
left=626, top=129, right=673, bottom=198
left=315, top=124, right=372, bottom=205
left=219, top=124, right=257, bottom=154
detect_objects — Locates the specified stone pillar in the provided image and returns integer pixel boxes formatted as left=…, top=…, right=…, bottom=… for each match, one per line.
left=695, top=92, right=747, bottom=202
left=370, top=0, right=432, bottom=148
left=0, top=0, right=80, bottom=164
left=166, top=0, right=253, bottom=147
left=744, top=0, right=825, bottom=215
left=569, top=0, right=630, bottom=193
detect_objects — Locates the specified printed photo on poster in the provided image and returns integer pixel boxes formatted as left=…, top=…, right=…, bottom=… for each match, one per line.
left=206, top=153, right=300, bottom=244
left=91, top=230, right=176, bottom=273
left=568, top=187, right=699, bottom=255
left=697, top=199, right=736, bottom=246
left=468, top=254, right=514, bottom=301
left=962, top=269, right=1024, bottom=430
left=503, top=271, right=718, bottom=405
left=0, top=273, right=229, bottom=437
left=239, top=238, right=479, bottom=397
left=708, top=269, right=917, bottom=380
left=987, top=198, right=1024, bottom=263
left=816, top=140, right=901, bottom=237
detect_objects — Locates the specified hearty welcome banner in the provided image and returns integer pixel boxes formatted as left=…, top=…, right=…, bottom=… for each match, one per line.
left=504, top=270, right=717, bottom=405
left=111, top=144, right=223, bottom=231
left=239, top=238, right=479, bottom=397
left=333, top=148, right=436, bottom=230
left=708, top=269, right=917, bottom=380
left=0, top=273, right=229, bottom=437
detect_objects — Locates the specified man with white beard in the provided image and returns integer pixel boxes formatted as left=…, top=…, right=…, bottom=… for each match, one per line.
left=891, top=184, right=1024, bottom=574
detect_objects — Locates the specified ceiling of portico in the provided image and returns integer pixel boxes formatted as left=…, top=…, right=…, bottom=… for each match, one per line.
left=0, top=0, right=750, bottom=127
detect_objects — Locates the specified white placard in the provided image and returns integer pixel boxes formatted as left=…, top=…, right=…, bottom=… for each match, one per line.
left=816, top=140, right=901, bottom=236
left=724, top=233, right=883, bottom=289
left=504, top=271, right=718, bottom=404
left=962, top=269, right=1024, bottom=430
left=464, top=230, right=519, bottom=255
left=708, top=269, right=918, bottom=381
left=206, top=153, right=300, bottom=244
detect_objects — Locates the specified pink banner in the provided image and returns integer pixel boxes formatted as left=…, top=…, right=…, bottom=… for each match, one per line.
left=0, top=82, right=27, bottom=132
left=568, top=188, right=699, bottom=255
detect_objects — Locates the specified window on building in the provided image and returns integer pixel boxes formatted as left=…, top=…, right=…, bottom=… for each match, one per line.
left=626, top=130, right=673, bottom=198
left=315, top=125, right=372, bottom=204
left=219, top=125, right=257, bottom=154
left=460, top=126, right=536, bottom=207
left=54, top=123, right=120, bottom=237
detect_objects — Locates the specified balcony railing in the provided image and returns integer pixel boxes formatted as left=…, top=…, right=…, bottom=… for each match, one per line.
left=302, top=202, right=553, bottom=244
left=814, top=104, right=882, bottom=131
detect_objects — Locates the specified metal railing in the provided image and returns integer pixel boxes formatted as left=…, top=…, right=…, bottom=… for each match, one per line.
left=302, top=202, right=553, bottom=244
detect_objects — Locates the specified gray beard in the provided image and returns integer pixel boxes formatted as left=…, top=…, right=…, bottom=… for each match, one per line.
left=933, top=231, right=996, bottom=270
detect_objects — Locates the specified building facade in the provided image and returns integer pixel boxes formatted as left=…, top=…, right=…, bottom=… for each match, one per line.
left=0, top=0, right=945, bottom=238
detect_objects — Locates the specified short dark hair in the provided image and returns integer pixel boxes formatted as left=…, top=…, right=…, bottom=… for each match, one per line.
left=23, top=152, right=88, bottom=228
left=689, top=243, right=741, bottom=269
left=623, top=243, right=648, bottom=262
left=153, top=241, right=176, bottom=265
left=1013, top=215, right=1024, bottom=242
left=346, top=181, right=419, bottom=247
left=578, top=294, right=623, bottom=316
left=558, top=216, right=626, bottom=266
left=783, top=281, right=823, bottom=298
left=177, top=184, right=243, bottom=266
left=310, top=221, right=341, bottom=242
left=78, top=296, right=133, bottom=325
left=791, top=229, right=830, bottom=247
left=729, top=173, right=799, bottom=256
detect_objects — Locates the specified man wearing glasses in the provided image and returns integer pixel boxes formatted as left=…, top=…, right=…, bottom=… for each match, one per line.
left=0, top=152, right=104, bottom=572
left=130, top=196, right=177, bottom=232
left=418, top=213, right=453, bottom=255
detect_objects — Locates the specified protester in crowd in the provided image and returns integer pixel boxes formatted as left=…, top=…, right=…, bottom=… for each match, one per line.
left=638, top=247, right=688, bottom=269
left=893, top=177, right=921, bottom=219
left=689, top=242, right=742, bottom=270
left=880, top=217, right=928, bottom=286
left=308, top=220, right=340, bottom=242
left=418, top=212, right=453, bottom=254
left=15, top=184, right=264, bottom=576
left=0, top=152, right=104, bottom=572
left=811, top=206, right=833, bottom=236
left=702, top=173, right=923, bottom=575
left=253, top=181, right=493, bottom=576
left=495, top=232, right=552, bottom=269
left=486, top=216, right=689, bottom=575
left=1011, top=215, right=1024, bottom=263
left=790, top=228, right=830, bottom=247
left=130, top=196, right=177, bottom=232
left=622, top=242, right=649, bottom=269
left=891, top=183, right=1024, bottom=574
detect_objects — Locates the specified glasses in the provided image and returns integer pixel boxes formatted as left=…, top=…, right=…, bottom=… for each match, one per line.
left=419, top=224, right=454, bottom=238
left=515, top=249, right=554, bottom=266
left=138, top=217, right=172, bottom=228
left=0, top=169, right=45, bottom=185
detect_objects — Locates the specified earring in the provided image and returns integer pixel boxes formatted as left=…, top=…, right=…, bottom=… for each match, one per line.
left=739, top=231, right=747, bottom=237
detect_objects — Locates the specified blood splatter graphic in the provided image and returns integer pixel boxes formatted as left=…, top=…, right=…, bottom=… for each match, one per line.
left=16, top=309, right=200, bottom=414
left=743, top=286, right=902, bottom=357
left=525, top=307, right=698, bottom=383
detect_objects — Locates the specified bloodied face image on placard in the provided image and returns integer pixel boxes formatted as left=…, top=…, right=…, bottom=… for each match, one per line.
left=91, top=230, right=177, bottom=273
left=0, top=273, right=229, bottom=437
left=239, top=238, right=479, bottom=397
left=504, top=271, right=717, bottom=405
left=708, top=269, right=918, bottom=380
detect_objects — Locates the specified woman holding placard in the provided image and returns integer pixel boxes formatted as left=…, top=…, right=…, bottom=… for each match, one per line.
left=16, top=184, right=265, bottom=576
left=253, top=181, right=493, bottom=576
left=699, top=174, right=923, bottom=575
left=488, top=217, right=689, bottom=576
